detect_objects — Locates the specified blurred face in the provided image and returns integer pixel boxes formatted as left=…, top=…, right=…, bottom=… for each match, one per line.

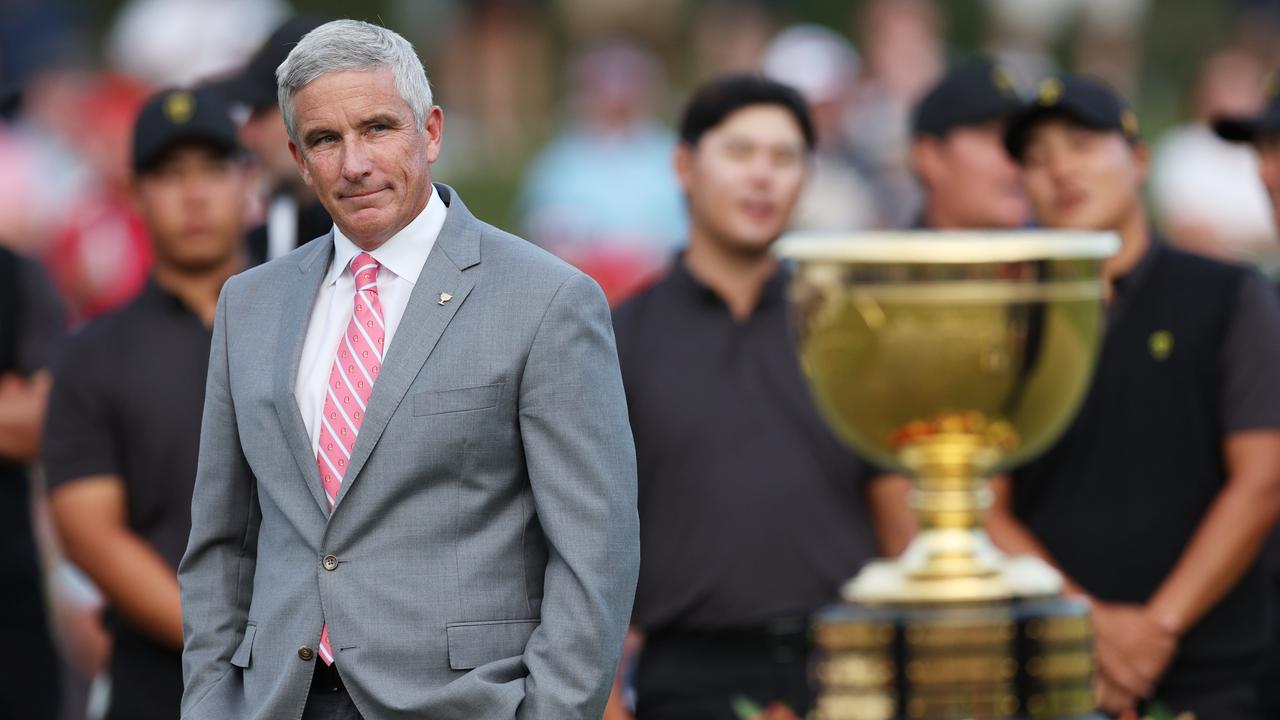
left=288, top=68, right=441, bottom=250
left=1255, top=133, right=1280, bottom=221
left=240, top=104, right=304, bottom=192
left=676, top=105, right=809, bottom=256
left=1021, top=117, right=1147, bottom=231
left=134, top=144, right=247, bottom=273
left=914, top=120, right=1030, bottom=228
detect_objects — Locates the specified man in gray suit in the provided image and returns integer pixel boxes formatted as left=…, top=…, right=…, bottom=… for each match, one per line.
left=178, top=19, right=640, bottom=720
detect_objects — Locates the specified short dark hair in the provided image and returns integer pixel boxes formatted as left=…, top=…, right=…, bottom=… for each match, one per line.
left=678, top=74, right=816, bottom=150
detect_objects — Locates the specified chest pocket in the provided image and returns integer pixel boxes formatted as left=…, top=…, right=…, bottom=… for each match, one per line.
left=413, top=383, right=502, bottom=416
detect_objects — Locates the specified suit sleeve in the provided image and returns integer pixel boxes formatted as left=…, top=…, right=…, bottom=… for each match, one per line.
left=177, top=279, right=261, bottom=717
left=516, top=272, right=640, bottom=719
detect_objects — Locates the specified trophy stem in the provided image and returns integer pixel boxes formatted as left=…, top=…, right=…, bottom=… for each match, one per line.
left=843, top=435, right=1063, bottom=604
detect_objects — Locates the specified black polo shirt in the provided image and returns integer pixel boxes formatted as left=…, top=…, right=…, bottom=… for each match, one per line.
left=1013, top=237, right=1280, bottom=692
left=613, top=259, right=876, bottom=634
left=43, top=278, right=212, bottom=720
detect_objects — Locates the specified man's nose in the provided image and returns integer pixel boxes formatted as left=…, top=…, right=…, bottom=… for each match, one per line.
left=341, top=139, right=373, bottom=182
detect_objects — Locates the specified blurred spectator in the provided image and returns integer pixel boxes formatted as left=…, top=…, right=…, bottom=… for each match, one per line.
left=845, top=0, right=945, bottom=228
left=517, top=41, right=685, bottom=304
left=690, top=1, right=775, bottom=82
left=1152, top=49, right=1277, bottom=263
left=106, top=0, right=286, bottom=88
left=984, top=0, right=1151, bottom=95
left=0, top=240, right=66, bottom=720
left=994, top=74, right=1280, bottom=719
left=210, top=15, right=334, bottom=265
left=1212, top=70, right=1280, bottom=716
left=762, top=24, right=879, bottom=231
left=41, top=74, right=153, bottom=323
left=44, top=88, right=248, bottom=720
left=909, top=57, right=1030, bottom=229
left=437, top=0, right=554, bottom=173
left=608, top=75, right=878, bottom=720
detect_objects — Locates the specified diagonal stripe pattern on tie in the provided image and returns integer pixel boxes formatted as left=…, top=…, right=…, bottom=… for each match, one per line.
left=315, top=252, right=384, bottom=665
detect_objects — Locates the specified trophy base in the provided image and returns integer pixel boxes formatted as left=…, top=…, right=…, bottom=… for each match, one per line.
left=843, top=531, right=1064, bottom=604
left=810, top=596, right=1099, bottom=720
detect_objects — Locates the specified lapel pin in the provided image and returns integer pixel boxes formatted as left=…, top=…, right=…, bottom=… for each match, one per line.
left=438, top=292, right=453, bottom=306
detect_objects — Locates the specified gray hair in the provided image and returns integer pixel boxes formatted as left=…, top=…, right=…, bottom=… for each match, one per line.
left=276, top=19, right=433, bottom=146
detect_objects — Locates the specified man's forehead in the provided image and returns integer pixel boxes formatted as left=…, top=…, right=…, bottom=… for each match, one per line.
left=707, top=107, right=805, bottom=145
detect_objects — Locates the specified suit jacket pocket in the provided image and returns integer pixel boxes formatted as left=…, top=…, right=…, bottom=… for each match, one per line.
left=413, top=383, right=502, bottom=416
left=445, top=618, right=539, bottom=671
left=230, top=623, right=256, bottom=669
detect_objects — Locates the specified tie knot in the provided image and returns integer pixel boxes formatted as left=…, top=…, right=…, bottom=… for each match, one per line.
left=351, top=253, right=380, bottom=291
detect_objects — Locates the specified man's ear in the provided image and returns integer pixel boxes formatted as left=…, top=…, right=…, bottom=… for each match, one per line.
left=674, top=143, right=694, bottom=196
left=423, top=106, right=444, bottom=164
left=1130, top=140, right=1151, bottom=186
left=910, top=136, right=943, bottom=191
left=288, top=141, right=313, bottom=187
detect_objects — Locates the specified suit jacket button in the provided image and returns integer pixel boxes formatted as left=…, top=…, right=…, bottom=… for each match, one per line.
left=322, top=555, right=339, bottom=571
left=298, top=645, right=315, bottom=661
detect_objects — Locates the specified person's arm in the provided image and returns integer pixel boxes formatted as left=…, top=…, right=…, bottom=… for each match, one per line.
left=516, top=272, right=641, bottom=719
left=49, top=475, right=183, bottom=648
left=1147, top=430, right=1280, bottom=634
left=176, top=282, right=260, bottom=717
left=602, top=627, right=644, bottom=720
left=0, top=370, right=51, bottom=461
left=986, top=476, right=1088, bottom=597
left=866, top=473, right=915, bottom=557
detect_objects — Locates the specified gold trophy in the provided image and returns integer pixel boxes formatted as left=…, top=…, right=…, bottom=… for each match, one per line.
left=775, top=231, right=1118, bottom=720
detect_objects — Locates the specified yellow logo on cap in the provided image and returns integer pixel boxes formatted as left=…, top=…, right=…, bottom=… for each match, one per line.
left=1121, top=109, right=1139, bottom=136
left=992, top=65, right=1017, bottom=97
left=1149, top=330, right=1174, bottom=361
left=163, top=91, right=195, bottom=124
left=1038, top=77, right=1063, bottom=106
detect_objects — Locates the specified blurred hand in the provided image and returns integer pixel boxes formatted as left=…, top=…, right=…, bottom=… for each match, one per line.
left=1090, top=600, right=1178, bottom=700
left=1093, top=671, right=1140, bottom=718
left=750, top=703, right=802, bottom=720
left=0, top=370, right=52, bottom=461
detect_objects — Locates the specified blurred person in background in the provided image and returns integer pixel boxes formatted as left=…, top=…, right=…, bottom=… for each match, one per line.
left=608, top=75, right=881, bottom=720
left=1211, top=70, right=1280, bottom=718
left=44, top=87, right=247, bottom=720
left=991, top=75, right=1280, bottom=719
left=761, top=24, right=879, bottom=231
left=1151, top=48, right=1276, bottom=265
left=518, top=40, right=686, bottom=304
left=844, top=0, right=945, bottom=229
left=0, top=239, right=67, bottom=719
left=212, top=15, right=333, bottom=266
left=909, top=57, right=1030, bottom=230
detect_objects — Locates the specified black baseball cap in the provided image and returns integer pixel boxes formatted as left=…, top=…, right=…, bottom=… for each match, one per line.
left=1003, top=74, right=1141, bottom=162
left=1213, top=75, right=1280, bottom=143
left=912, top=58, right=1024, bottom=137
left=212, top=15, right=332, bottom=111
left=132, top=87, right=240, bottom=173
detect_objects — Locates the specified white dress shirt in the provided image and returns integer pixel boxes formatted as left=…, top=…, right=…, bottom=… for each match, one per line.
left=294, top=188, right=447, bottom=454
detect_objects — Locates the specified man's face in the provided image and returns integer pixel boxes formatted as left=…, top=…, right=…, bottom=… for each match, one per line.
left=240, top=104, right=305, bottom=193
left=1021, top=117, right=1146, bottom=231
left=676, top=105, right=808, bottom=255
left=1255, top=133, right=1280, bottom=221
left=288, top=68, right=441, bottom=250
left=914, top=120, right=1030, bottom=229
left=135, top=144, right=247, bottom=272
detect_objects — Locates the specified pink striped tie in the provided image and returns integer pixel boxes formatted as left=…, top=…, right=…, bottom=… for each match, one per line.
left=315, top=252, right=385, bottom=665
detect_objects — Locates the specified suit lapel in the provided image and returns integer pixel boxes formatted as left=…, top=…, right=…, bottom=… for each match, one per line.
left=273, top=235, right=335, bottom=515
left=331, top=184, right=481, bottom=509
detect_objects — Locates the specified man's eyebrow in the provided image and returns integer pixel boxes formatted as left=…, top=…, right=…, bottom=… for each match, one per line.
left=362, top=113, right=403, bottom=127
left=302, top=125, right=336, bottom=145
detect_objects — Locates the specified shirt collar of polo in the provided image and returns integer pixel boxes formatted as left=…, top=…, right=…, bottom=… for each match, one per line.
left=671, top=252, right=789, bottom=313
left=327, top=185, right=447, bottom=287
left=1111, top=231, right=1163, bottom=305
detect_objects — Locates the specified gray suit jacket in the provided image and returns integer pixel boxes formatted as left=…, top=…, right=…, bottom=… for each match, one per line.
left=178, top=185, right=640, bottom=719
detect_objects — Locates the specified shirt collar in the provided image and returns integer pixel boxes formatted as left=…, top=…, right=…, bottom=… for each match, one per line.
left=1111, top=233, right=1163, bottom=305
left=327, top=186, right=448, bottom=286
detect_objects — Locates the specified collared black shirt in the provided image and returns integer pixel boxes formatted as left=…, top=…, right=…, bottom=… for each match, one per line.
left=43, top=278, right=212, bottom=720
left=613, top=260, right=876, bottom=633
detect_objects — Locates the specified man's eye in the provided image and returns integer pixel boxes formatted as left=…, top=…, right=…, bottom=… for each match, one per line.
left=370, top=124, right=388, bottom=133
left=315, top=135, right=337, bottom=145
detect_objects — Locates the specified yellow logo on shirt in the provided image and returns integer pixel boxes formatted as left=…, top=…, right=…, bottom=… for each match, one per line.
left=1149, top=330, right=1174, bottom=361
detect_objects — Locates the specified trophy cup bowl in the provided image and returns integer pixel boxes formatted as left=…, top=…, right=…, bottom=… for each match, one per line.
left=776, top=231, right=1118, bottom=720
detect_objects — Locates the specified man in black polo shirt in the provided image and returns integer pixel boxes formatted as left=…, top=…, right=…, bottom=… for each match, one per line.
left=608, top=75, right=878, bottom=719
left=909, top=57, right=1031, bottom=232
left=213, top=15, right=332, bottom=266
left=1212, top=76, right=1280, bottom=720
left=988, top=74, right=1280, bottom=719
left=43, top=87, right=248, bottom=720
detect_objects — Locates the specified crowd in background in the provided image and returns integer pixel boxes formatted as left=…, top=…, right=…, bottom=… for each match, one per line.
left=7, top=1, right=1280, bottom=719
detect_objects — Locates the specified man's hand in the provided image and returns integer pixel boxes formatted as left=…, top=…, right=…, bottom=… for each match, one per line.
left=1093, top=671, right=1140, bottom=718
left=1090, top=600, right=1178, bottom=701
left=0, top=370, right=52, bottom=461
